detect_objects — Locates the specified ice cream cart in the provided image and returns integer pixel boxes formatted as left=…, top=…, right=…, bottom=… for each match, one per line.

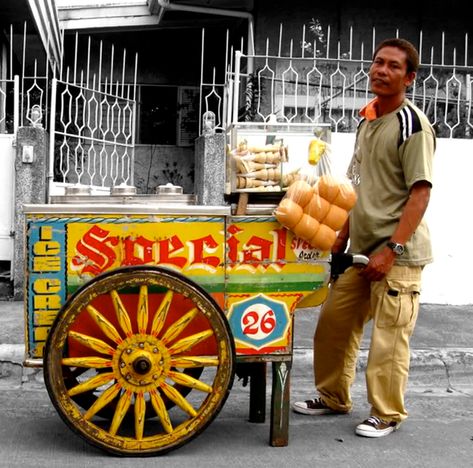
left=22, top=123, right=365, bottom=456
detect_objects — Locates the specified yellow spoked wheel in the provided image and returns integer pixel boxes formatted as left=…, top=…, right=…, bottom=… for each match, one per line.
left=44, top=266, right=235, bottom=456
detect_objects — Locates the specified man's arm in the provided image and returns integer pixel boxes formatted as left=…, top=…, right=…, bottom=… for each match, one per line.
left=360, top=181, right=431, bottom=282
left=331, top=218, right=350, bottom=254
left=389, top=180, right=431, bottom=246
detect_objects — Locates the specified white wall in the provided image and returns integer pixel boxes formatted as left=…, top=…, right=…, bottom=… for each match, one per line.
left=331, top=133, right=473, bottom=306
left=0, top=135, right=15, bottom=261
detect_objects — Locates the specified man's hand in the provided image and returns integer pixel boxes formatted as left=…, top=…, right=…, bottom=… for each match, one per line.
left=359, top=247, right=396, bottom=281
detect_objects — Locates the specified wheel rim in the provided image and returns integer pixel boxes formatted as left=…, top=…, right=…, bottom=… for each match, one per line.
left=44, top=266, right=235, bottom=456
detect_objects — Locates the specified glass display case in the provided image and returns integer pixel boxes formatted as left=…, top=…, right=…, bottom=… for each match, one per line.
left=225, top=122, right=332, bottom=195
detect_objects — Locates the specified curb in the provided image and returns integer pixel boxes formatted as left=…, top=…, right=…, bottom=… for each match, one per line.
left=0, top=344, right=26, bottom=385
left=291, top=347, right=473, bottom=393
left=0, top=343, right=24, bottom=363
left=0, top=344, right=44, bottom=388
left=293, top=347, right=473, bottom=374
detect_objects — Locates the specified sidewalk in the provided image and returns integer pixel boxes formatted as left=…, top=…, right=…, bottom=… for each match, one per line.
left=1, top=299, right=473, bottom=387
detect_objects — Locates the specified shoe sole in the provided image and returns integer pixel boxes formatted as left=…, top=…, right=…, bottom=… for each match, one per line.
left=291, top=404, right=345, bottom=416
left=292, top=407, right=334, bottom=415
left=355, top=424, right=399, bottom=438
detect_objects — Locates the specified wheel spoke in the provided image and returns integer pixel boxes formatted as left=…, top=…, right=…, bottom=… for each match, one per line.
left=170, top=356, right=219, bottom=368
left=160, top=381, right=197, bottom=417
left=67, top=372, right=115, bottom=397
left=161, top=307, right=198, bottom=345
left=168, top=370, right=213, bottom=393
left=86, top=305, right=123, bottom=344
left=134, top=392, right=146, bottom=440
left=168, top=329, right=214, bottom=355
left=84, top=382, right=121, bottom=420
left=69, top=330, right=115, bottom=356
left=109, top=390, right=133, bottom=436
left=149, top=390, right=173, bottom=433
left=62, top=356, right=112, bottom=368
left=137, top=285, right=149, bottom=334
left=150, top=290, right=173, bottom=337
left=110, top=290, right=133, bottom=337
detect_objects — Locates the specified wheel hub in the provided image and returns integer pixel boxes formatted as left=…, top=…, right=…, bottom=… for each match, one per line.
left=113, top=334, right=170, bottom=391
left=133, top=356, right=152, bottom=375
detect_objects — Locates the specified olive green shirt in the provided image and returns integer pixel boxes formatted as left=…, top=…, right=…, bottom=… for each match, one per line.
left=347, top=99, right=435, bottom=266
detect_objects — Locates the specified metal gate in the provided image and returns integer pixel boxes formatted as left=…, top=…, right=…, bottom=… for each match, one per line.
left=48, top=35, right=138, bottom=196
left=199, top=24, right=473, bottom=138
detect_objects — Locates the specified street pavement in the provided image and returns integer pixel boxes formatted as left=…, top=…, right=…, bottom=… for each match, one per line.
left=1, top=299, right=473, bottom=466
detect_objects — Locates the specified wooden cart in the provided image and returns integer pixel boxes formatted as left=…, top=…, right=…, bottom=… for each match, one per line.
left=23, top=199, right=354, bottom=456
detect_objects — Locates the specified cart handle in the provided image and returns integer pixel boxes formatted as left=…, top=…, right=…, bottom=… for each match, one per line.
left=330, top=252, right=369, bottom=280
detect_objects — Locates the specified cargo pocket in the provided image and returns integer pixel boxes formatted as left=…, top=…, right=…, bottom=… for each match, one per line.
left=373, top=278, right=421, bottom=328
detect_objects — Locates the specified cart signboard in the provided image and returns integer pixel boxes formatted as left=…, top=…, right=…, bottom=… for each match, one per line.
left=25, top=210, right=328, bottom=360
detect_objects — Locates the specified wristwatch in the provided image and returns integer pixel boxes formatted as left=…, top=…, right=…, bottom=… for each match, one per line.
left=387, top=241, right=405, bottom=255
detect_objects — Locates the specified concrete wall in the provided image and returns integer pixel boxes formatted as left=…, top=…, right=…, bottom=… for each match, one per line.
left=13, top=126, right=48, bottom=300
left=194, top=134, right=226, bottom=206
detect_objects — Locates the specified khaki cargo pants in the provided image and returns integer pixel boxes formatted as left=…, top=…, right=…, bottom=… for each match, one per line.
left=313, top=265, right=422, bottom=422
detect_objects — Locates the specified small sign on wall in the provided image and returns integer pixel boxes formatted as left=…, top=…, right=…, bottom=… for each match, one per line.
left=22, top=145, right=34, bottom=163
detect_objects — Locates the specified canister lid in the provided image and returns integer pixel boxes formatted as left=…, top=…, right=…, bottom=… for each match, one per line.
left=156, top=183, right=183, bottom=195
left=111, top=184, right=137, bottom=196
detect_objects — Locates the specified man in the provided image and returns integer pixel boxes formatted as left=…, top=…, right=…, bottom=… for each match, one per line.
left=292, top=38, right=436, bottom=438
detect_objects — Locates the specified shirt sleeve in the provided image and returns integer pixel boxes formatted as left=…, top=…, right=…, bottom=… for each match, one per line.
left=400, top=128, right=435, bottom=189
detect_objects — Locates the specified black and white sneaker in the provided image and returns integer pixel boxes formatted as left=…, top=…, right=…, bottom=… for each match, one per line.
left=291, top=398, right=344, bottom=416
left=355, top=416, right=400, bottom=438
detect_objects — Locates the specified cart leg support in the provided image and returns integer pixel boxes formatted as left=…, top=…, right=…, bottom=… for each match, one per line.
left=249, top=362, right=267, bottom=423
left=270, top=360, right=292, bottom=447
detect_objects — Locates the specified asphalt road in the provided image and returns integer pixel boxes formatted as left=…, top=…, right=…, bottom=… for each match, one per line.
left=1, top=356, right=473, bottom=468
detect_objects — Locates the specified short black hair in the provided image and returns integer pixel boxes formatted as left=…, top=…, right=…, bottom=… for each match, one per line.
left=373, top=38, right=420, bottom=74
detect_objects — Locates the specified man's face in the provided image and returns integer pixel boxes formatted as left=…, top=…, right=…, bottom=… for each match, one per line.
left=369, top=46, right=416, bottom=97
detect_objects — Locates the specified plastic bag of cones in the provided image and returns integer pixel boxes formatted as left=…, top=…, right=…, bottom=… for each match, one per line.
left=274, top=174, right=357, bottom=251
left=231, top=139, right=287, bottom=190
